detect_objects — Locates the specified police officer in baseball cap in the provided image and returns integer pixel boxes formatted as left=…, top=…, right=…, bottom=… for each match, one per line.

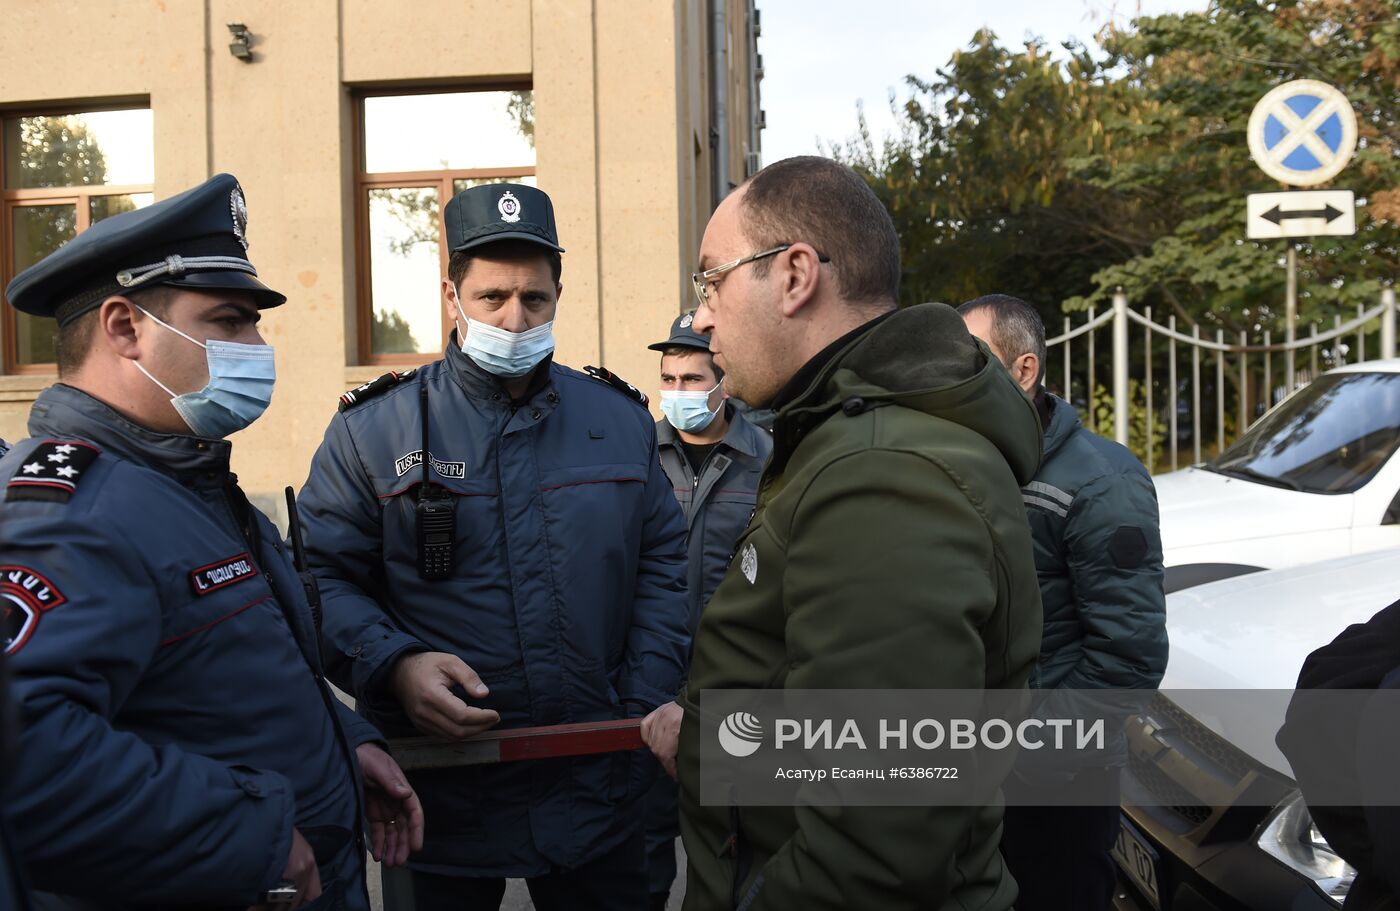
left=0, top=173, right=422, bottom=909
left=647, top=310, right=774, bottom=433
left=296, top=181, right=689, bottom=910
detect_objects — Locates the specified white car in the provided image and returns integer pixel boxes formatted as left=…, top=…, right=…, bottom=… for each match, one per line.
left=1115, top=550, right=1398, bottom=910
left=1155, top=360, right=1400, bottom=591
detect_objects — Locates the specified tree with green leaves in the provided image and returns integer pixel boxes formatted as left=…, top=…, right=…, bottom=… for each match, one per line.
left=834, top=0, right=1399, bottom=335
left=7, top=114, right=133, bottom=364
left=8, top=114, right=127, bottom=267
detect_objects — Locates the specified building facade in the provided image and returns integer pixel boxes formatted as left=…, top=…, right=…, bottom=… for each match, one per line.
left=0, top=0, right=763, bottom=516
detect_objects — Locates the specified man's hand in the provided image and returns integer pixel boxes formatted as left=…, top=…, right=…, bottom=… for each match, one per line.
left=356, top=743, right=425, bottom=868
left=390, top=652, right=500, bottom=739
left=641, top=701, right=683, bottom=780
left=247, top=828, right=320, bottom=911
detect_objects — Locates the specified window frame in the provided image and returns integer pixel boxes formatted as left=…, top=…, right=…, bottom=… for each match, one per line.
left=352, top=85, right=536, bottom=366
left=0, top=101, right=154, bottom=375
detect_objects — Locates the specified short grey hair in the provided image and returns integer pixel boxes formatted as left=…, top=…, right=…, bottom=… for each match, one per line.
left=957, top=294, right=1047, bottom=384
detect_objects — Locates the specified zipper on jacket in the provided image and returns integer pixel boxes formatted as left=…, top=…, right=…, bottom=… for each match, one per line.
left=722, top=803, right=752, bottom=910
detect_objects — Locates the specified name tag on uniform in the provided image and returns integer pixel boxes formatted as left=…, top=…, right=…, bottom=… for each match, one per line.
left=190, top=553, right=259, bottom=596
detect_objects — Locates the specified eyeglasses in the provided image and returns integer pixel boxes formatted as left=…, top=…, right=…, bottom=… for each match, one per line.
left=690, top=244, right=831, bottom=308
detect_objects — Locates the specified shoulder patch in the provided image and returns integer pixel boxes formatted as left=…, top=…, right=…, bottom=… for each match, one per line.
left=1108, top=525, right=1149, bottom=569
left=340, top=368, right=418, bottom=412
left=7, top=440, right=101, bottom=504
left=584, top=365, right=649, bottom=408
left=2, top=565, right=66, bottom=655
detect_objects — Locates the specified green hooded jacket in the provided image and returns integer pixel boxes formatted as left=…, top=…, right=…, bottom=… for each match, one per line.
left=676, top=303, right=1045, bottom=911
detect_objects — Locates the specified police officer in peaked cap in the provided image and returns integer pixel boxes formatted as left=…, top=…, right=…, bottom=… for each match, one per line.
left=295, top=182, right=689, bottom=910
left=0, top=173, right=423, bottom=909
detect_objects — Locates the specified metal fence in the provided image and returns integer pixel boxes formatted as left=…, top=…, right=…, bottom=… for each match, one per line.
left=1047, top=288, right=1398, bottom=473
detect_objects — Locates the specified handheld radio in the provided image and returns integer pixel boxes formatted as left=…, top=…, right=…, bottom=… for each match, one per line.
left=415, top=384, right=456, bottom=580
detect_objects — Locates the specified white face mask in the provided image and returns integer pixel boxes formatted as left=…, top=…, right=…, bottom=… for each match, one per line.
left=458, top=317, right=555, bottom=378
left=660, top=380, right=723, bottom=432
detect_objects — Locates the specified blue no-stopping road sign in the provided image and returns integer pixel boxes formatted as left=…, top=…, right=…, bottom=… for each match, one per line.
left=1247, top=80, right=1357, bottom=186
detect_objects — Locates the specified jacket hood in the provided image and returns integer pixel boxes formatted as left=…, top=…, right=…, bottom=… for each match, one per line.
left=778, top=302, right=1043, bottom=484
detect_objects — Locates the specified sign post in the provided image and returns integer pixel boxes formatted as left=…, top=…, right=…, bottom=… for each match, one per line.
left=1246, top=80, right=1358, bottom=392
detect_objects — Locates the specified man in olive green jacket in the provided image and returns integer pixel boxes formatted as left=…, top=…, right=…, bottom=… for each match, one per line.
left=642, top=156, right=1044, bottom=911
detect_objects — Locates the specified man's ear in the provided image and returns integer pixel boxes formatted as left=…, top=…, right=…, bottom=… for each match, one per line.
left=777, top=243, right=823, bottom=318
left=98, top=295, right=144, bottom=361
left=442, top=279, right=460, bottom=323
left=1014, top=352, right=1041, bottom=394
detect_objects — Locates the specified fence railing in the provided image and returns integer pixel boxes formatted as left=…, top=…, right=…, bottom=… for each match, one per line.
left=1047, top=288, right=1398, bottom=473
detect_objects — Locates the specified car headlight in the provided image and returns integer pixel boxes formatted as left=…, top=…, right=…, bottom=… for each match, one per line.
left=1256, top=792, right=1357, bottom=906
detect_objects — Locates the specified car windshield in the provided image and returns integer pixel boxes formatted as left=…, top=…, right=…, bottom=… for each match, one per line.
left=1207, top=371, right=1400, bottom=495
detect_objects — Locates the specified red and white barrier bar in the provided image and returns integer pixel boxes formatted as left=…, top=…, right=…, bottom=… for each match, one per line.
left=389, top=719, right=645, bottom=770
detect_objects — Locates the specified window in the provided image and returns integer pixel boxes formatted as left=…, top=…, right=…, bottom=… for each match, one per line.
left=355, top=88, right=536, bottom=363
left=1, top=106, right=154, bottom=373
left=1209, top=371, right=1400, bottom=495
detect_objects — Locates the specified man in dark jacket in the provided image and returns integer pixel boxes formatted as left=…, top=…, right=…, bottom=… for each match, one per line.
left=642, top=311, right=771, bottom=909
left=0, top=174, right=419, bottom=910
left=1278, top=597, right=1400, bottom=910
left=297, top=183, right=690, bottom=911
left=645, top=156, right=1044, bottom=910
left=961, top=293, right=1168, bottom=911
left=649, top=310, right=771, bottom=637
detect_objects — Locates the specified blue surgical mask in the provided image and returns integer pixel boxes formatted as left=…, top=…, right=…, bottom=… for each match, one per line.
left=460, top=317, right=555, bottom=378
left=660, top=380, right=723, bottom=432
left=132, top=306, right=277, bottom=438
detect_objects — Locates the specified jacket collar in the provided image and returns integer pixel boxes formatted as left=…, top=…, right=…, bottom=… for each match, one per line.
left=657, top=405, right=767, bottom=461
left=770, top=311, right=894, bottom=414
left=27, top=383, right=232, bottom=484
left=1032, top=385, right=1054, bottom=437
left=767, top=312, right=891, bottom=464
left=1041, top=391, right=1082, bottom=461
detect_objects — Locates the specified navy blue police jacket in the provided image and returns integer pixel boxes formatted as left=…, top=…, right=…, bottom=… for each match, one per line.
left=296, top=342, right=690, bottom=876
left=1, top=649, right=30, bottom=911
left=0, top=384, right=379, bottom=909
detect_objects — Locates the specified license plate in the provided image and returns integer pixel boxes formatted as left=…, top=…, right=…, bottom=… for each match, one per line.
left=1112, top=817, right=1162, bottom=910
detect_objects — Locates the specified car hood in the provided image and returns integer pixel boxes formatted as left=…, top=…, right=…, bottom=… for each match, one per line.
left=1161, top=549, right=1400, bottom=776
left=1155, top=466, right=1352, bottom=555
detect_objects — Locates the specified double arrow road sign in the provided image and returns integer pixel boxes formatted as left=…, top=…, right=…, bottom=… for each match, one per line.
left=1246, top=190, right=1355, bottom=240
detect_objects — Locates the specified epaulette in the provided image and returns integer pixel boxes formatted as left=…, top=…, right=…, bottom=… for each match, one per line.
left=7, top=440, right=101, bottom=504
left=584, top=365, right=649, bottom=408
left=339, top=368, right=418, bottom=412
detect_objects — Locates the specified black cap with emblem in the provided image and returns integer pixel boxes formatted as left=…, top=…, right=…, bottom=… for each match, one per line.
left=443, top=183, right=565, bottom=255
left=4, top=173, right=286, bottom=327
left=648, top=309, right=710, bottom=352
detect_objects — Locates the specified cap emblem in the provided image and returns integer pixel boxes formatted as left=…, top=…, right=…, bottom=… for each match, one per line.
left=230, top=187, right=249, bottom=250
left=497, top=190, right=522, bottom=224
left=680, top=312, right=694, bottom=329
